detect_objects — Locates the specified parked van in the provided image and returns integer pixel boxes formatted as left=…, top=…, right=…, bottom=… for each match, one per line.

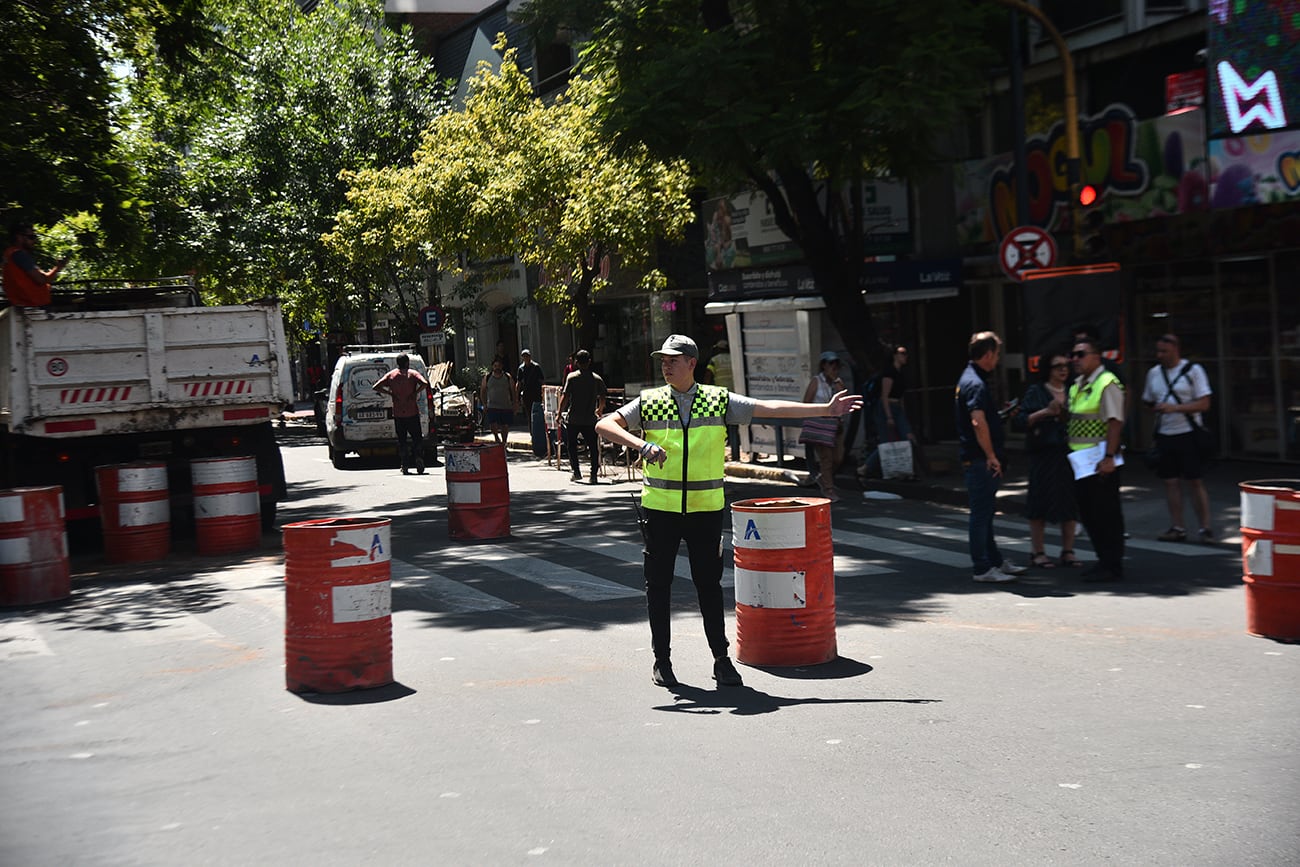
left=324, top=344, right=436, bottom=469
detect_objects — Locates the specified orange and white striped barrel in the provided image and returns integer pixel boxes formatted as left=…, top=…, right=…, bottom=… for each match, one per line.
left=445, top=443, right=510, bottom=540
left=0, top=486, right=71, bottom=607
left=1240, top=480, right=1300, bottom=641
left=731, top=497, right=837, bottom=666
left=95, top=462, right=170, bottom=563
left=191, top=456, right=261, bottom=555
left=283, top=517, right=393, bottom=693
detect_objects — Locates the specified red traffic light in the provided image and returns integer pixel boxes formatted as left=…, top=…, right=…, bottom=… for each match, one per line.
left=1078, top=184, right=1099, bottom=207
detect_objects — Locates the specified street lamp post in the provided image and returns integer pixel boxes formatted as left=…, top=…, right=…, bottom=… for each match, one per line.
left=989, top=0, right=1085, bottom=257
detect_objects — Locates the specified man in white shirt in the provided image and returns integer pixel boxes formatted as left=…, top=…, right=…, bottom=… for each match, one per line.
left=1141, top=333, right=1213, bottom=543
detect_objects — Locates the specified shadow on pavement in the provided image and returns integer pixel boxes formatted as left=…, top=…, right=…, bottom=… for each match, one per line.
left=291, top=681, right=418, bottom=705
left=745, top=655, right=874, bottom=680
left=653, top=684, right=941, bottom=716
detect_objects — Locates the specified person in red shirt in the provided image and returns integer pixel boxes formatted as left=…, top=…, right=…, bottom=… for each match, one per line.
left=3, top=223, right=66, bottom=307
left=372, top=354, right=434, bottom=474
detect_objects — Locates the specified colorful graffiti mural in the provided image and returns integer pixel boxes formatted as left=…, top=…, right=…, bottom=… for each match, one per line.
left=955, top=104, right=1300, bottom=250
left=955, top=105, right=1206, bottom=245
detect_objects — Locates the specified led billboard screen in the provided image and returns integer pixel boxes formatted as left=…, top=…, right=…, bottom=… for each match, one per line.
left=1207, top=1, right=1299, bottom=137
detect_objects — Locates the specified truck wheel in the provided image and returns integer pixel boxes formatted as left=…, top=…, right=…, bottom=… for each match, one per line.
left=329, top=446, right=347, bottom=469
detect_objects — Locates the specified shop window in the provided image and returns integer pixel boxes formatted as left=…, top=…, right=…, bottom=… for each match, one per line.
left=1277, top=253, right=1300, bottom=460
left=1220, top=258, right=1279, bottom=458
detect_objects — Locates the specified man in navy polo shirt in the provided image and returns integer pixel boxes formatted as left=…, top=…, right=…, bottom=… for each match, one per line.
left=955, top=331, right=1028, bottom=583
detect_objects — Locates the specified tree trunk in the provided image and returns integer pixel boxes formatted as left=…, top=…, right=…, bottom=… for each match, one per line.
left=764, top=167, right=890, bottom=379
left=572, top=270, right=596, bottom=354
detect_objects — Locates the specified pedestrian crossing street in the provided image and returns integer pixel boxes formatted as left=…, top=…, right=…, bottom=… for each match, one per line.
left=0, top=513, right=1230, bottom=659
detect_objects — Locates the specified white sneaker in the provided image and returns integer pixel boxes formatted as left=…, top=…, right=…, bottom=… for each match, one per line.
left=997, top=561, right=1029, bottom=576
left=973, top=567, right=1016, bottom=583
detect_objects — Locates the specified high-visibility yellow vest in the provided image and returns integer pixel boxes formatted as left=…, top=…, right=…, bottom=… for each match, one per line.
left=1067, top=370, right=1123, bottom=451
left=640, top=384, right=729, bottom=513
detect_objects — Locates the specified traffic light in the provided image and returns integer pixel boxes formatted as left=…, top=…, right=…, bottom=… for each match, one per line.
left=1075, top=185, right=1106, bottom=260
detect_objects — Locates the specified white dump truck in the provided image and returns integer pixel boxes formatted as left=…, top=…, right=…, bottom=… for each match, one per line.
left=0, top=278, right=293, bottom=539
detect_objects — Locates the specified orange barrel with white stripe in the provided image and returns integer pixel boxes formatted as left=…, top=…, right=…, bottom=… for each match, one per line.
left=445, top=443, right=510, bottom=540
left=1239, top=480, right=1300, bottom=641
left=730, top=497, right=837, bottom=666
left=283, top=517, right=393, bottom=693
left=0, top=486, right=71, bottom=607
left=190, top=456, right=261, bottom=555
left=95, top=462, right=170, bottom=563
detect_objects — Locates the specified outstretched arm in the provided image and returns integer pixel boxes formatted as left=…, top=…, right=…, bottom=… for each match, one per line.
left=753, top=389, right=862, bottom=419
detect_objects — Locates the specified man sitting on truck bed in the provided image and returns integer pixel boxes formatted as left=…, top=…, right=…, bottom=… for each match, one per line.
left=3, top=223, right=66, bottom=307
left=372, top=353, right=436, bottom=474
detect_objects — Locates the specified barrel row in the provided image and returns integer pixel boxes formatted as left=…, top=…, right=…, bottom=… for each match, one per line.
left=96, top=456, right=262, bottom=563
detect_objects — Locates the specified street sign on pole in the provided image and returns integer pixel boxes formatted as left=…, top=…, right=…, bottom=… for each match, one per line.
left=417, top=305, right=445, bottom=333
left=419, top=331, right=445, bottom=347
left=999, top=226, right=1058, bottom=281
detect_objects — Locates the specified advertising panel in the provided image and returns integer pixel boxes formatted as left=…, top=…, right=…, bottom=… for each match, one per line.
left=703, top=179, right=910, bottom=271
left=1207, top=2, right=1298, bottom=138
left=1208, top=127, right=1300, bottom=208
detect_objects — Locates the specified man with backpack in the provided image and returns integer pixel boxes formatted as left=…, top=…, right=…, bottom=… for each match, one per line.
left=1141, top=333, right=1214, bottom=543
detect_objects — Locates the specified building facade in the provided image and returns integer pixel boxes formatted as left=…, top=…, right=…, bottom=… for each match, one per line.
left=389, top=1, right=1298, bottom=462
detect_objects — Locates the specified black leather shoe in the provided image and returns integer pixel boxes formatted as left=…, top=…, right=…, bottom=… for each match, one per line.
left=712, top=656, right=743, bottom=687
left=1082, top=567, right=1122, bottom=583
left=652, top=659, right=678, bottom=687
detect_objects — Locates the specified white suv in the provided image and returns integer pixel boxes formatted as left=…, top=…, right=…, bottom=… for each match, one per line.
left=324, top=344, right=436, bottom=469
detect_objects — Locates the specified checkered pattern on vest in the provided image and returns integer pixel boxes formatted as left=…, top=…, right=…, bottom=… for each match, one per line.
left=640, top=385, right=729, bottom=426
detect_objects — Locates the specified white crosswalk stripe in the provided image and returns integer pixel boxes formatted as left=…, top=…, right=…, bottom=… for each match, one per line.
left=390, top=558, right=518, bottom=612
left=850, top=517, right=1067, bottom=558
left=831, top=527, right=974, bottom=569
left=853, top=514, right=1222, bottom=561
left=555, top=533, right=737, bottom=587
left=433, top=545, right=644, bottom=602
left=991, top=518, right=1223, bottom=557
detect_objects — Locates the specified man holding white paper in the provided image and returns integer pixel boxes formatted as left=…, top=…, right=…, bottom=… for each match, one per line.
left=1067, top=338, right=1127, bottom=582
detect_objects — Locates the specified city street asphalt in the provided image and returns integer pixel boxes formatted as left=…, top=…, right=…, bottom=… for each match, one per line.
left=1, top=420, right=1297, bottom=865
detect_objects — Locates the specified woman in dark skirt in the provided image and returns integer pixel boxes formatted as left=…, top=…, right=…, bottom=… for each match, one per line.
left=1020, top=351, right=1081, bottom=568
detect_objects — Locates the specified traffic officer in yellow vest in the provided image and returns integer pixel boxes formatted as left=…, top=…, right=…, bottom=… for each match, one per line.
left=596, top=335, right=862, bottom=688
left=1067, top=337, right=1127, bottom=582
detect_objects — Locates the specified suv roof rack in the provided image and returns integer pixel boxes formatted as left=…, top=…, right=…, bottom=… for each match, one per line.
left=342, top=344, right=417, bottom=354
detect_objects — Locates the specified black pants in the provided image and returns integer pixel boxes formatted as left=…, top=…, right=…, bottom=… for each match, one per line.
left=394, top=415, right=424, bottom=468
left=1075, top=470, right=1125, bottom=573
left=644, top=507, right=728, bottom=662
left=565, top=423, right=599, bottom=478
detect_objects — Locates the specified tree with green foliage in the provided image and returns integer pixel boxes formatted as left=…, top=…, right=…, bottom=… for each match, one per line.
left=329, top=40, right=695, bottom=351
left=518, top=0, right=997, bottom=370
left=5, top=0, right=448, bottom=343
left=117, top=0, right=451, bottom=339
left=1, top=0, right=212, bottom=245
